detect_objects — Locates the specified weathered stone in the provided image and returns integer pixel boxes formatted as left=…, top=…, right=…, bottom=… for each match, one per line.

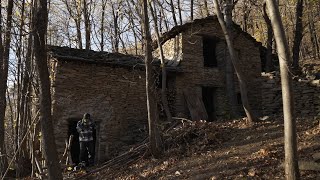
left=299, top=161, right=320, bottom=171
left=312, top=152, right=320, bottom=161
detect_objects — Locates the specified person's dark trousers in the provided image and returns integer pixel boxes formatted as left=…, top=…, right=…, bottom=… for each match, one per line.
left=79, top=141, right=95, bottom=166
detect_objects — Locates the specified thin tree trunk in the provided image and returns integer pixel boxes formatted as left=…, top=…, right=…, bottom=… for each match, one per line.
left=142, top=0, right=162, bottom=158
left=177, top=0, right=182, bottom=25
left=190, top=0, right=194, bottom=21
left=15, top=0, right=27, bottom=177
left=204, top=0, right=210, bottom=17
left=83, top=0, right=91, bottom=50
left=169, top=0, right=178, bottom=26
left=263, top=2, right=274, bottom=72
left=306, top=1, right=319, bottom=58
left=112, top=4, right=119, bottom=52
left=292, top=0, right=304, bottom=70
left=149, top=1, right=172, bottom=122
left=0, top=0, right=14, bottom=175
left=213, top=0, right=256, bottom=124
left=265, top=0, right=300, bottom=179
left=223, top=0, right=239, bottom=118
left=100, top=0, right=106, bottom=51
left=33, top=0, right=63, bottom=179
left=242, top=0, right=249, bottom=32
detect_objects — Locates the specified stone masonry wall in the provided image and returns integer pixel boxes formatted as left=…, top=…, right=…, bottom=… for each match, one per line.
left=51, top=60, right=148, bottom=161
left=262, top=72, right=320, bottom=117
left=160, top=21, right=262, bottom=119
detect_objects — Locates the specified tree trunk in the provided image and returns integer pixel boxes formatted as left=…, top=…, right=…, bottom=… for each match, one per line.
left=263, top=2, right=274, bottom=72
left=306, top=1, right=319, bottom=58
left=204, top=0, right=210, bottom=17
left=112, top=4, right=119, bottom=52
left=190, top=0, right=194, bottom=21
left=265, top=0, right=300, bottom=179
left=169, top=0, right=178, bottom=26
left=177, top=0, right=182, bottom=25
left=223, top=0, right=238, bottom=118
left=291, top=0, right=304, bottom=71
left=33, top=0, right=63, bottom=179
left=213, top=0, right=256, bottom=124
left=83, top=0, right=91, bottom=50
left=0, top=0, right=14, bottom=175
left=100, top=0, right=106, bottom=51
left=142, top=0, right=162, bottom=158
left=149, top=1, right=173, bottom=122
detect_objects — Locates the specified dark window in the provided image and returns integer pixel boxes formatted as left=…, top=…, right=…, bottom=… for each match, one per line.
left=203, top=37, right=218, bottom=67
left=202, top=86, right=217, bottom=121
left=237, top=92, right=242, bottom=105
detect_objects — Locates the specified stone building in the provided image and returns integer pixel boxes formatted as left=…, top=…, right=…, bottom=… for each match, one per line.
left=48, top=16, right=263, bottom=163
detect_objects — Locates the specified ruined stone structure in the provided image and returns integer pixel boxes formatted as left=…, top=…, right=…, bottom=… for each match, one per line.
left=49, top=16, right=263, bottom=162
left=261, top=72, right=320, bottom=116
left=49, top=47, right=148, bottom=163
left=155, top=16, right=263, bottom=120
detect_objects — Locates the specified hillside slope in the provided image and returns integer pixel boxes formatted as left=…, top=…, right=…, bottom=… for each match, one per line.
left=71, top=116, right=320, bottom=179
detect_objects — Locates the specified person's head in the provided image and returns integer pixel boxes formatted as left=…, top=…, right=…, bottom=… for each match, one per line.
left=82, top=113, right=91, bottom=123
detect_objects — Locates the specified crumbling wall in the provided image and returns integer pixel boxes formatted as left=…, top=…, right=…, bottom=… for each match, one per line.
left=173, top=21, right=262, bottom=119
left=51, top=60, right=148, bottom=161
left=261, top=72, right=320, bottom=117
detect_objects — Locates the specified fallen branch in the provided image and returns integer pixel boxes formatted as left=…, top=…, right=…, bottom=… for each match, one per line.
left=76, top=118, right=183, bottom=179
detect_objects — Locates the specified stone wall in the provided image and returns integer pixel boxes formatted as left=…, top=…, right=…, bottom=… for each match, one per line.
left=261, top=72, right=320, bottom=117
left=159, top=21, right=262, bottom=119
left=51, top=59, right=148, bottom=161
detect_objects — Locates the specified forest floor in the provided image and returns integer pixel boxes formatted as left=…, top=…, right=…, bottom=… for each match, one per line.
left=74, top=115, right=320, bottom=180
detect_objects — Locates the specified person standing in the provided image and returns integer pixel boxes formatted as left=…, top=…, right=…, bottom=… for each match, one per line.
left=76, top=113, right=95, bottom=167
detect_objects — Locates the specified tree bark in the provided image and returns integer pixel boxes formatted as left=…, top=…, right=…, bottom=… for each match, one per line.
left=112, top=3, right=119, bottom=52
left=306, top=1, right=319, bottom=58
left=222, top=0, right=238, bottom=118
left=169, top=0, right=178, bottom=26
left=83, top=0, right=91, bottom=50
left=177, top=0, right=183, bottom=25
left=204, top=0, right=210, bottom=17
left=0, top=0, right=14, bottom=175
left=190, top=0, right=194, bottom=21
left=149, top=1, right=173, bottom=122
left=263, top=2, right=274, bottom=72
left=265, top=0, right=300, bottom=179
left=213, top=0, right=256, bottom=124
left=291, top=0, right=304, bottom=71
left=100, top=0, right=106, bottom=51
left=142, top=0, right=162, bottom=158
left=33, top=0, right=63, bottom=179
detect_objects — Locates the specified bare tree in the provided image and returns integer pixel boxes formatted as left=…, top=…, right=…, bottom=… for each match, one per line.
left=169, top=0, right=178, bottom=26
left=149, top=0, right=172, bottom=122
left=306, top=0, right=319, bottom=58
left=100, top=0, right=107, bottom=51
left=190, top=0, right=194, bottom=20
left=266, top=0, right=300, bottom=179
left=142, top=0, right=162, bottom=158
left=291, top=0, right=304, bottom=71
left=0, top=0, right=14, bottom=175
left=83, top=0, right=91, bottom=50
left=213, top=0, right=257, bottom=124
left=263, top=1, right=274, bottom=72
left=222, top=0, right=238, bottom=118
left=33, top=0, right=63, bottom=179
left=63, top=0, right=83, bottom=49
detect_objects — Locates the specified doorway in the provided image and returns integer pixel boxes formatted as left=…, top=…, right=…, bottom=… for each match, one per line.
left=202, top=87, right=217, bottom=121
left=68, top=119, right=97, bottom=165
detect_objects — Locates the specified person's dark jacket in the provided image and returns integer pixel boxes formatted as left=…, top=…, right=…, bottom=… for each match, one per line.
left=76, top=120, right=95, bottom=142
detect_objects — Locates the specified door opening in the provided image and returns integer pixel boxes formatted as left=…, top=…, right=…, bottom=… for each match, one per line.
left=202, top=87, right=217, bottom=121
left=68, top=119, right=96, bottom=165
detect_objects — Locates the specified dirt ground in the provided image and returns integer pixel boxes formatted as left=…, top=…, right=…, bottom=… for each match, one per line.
left=76, top=115, right=320, bottom=180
